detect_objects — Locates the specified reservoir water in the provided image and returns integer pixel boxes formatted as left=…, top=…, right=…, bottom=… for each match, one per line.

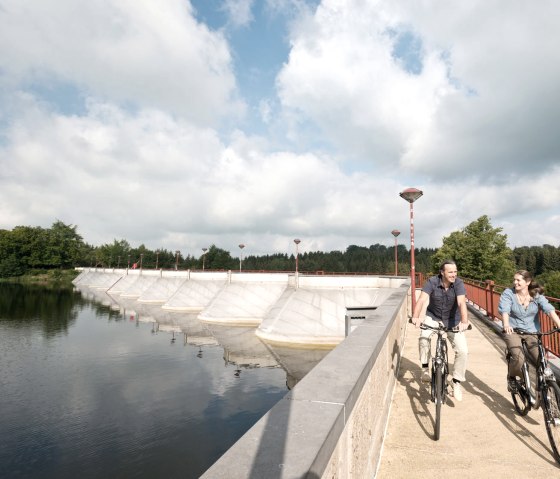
left=0, top=283, right=291, bottom=478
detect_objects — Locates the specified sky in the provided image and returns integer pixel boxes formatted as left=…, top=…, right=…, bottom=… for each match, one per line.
left=0, top=0, right=559, bottom=259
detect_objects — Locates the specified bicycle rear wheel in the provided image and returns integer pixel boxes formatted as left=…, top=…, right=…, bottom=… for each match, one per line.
left=542, top=380, right=560, bottom=464
left=434, top=363, right=443, bottom=441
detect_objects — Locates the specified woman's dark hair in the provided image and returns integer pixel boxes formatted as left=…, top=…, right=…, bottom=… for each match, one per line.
left=515, top=270, right=544, bottom=297
left=439, top=260, right=457, bottom=275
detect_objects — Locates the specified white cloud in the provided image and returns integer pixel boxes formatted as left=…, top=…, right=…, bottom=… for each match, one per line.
left=222, top=0, right=255, bottom=29
left=0, top=0, right=558, bottom=261
left=0, top=0, right=244, bottom=126
left=277, top=0, right=560, bottom=180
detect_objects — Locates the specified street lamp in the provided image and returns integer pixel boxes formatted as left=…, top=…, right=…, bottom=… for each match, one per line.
left=127, top=254, right=131, bottom=269
left=175, top=250, right=180, bottom=271
left=155, top=251, right=159, bottom=269
left=239, top=244, right=245, bottom=271
left=399, top=187, right=423, bottom=314
left=294, top=239, right=301, bottom=273
left=202, top=248, right=207, bottom=270
left=140, top=253, right=144, bottom=271
left=391, top=230, right=400, bottom=276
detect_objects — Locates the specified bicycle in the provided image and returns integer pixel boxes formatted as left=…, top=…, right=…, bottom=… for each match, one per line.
left=410, top=319, right=471, bottom=440
left=505, top=327, right=560, bottom=463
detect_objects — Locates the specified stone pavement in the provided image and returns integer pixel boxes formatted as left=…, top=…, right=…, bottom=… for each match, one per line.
left=376, top=311, right=560, bottom=478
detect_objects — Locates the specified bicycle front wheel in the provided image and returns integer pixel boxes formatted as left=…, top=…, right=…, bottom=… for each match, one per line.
left=434, top=363, right=443, bottom=441
left=542, top=380, right=560, bottom=464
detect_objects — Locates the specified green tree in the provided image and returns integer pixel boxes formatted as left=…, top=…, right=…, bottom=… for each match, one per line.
left=0, top=221, right=87, bottom=276
left=97, top=239, right=132, bottom=268
left=205, top=244, right=234, bottom=270
left=0, top=228, right=25, bottom=278
left=345, top=245, right=370, bottom=272
left=432, top=215, right=515, bottom=283
left=46, top=220, right=84, bottom=268
left=537, top=271, right=560, bottom=301
left=542, top=244, right=560, bottom=272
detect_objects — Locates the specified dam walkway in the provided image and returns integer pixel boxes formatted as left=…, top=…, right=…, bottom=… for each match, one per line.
left=376, top=309, right=560, bottom=478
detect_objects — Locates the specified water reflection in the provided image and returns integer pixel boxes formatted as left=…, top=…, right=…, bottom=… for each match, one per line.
left=263, top=344, right=334, bottom=389
left=0, top=283, right=81, bottom=335
left=75, top=284, right=121, bottom=311
left=0, top=282, right=289, bottom=479
left=78, top=281, right=331, bottom=388
left=204, top=323, right=279, bottom=370
left=74, top=282, right=332, bottom=389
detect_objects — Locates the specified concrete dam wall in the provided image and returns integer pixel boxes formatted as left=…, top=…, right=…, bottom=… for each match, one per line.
left=74, top=267, right=411, bottom=476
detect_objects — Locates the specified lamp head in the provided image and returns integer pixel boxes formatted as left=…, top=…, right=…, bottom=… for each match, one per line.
left=399, top=187, right=423, bottom=203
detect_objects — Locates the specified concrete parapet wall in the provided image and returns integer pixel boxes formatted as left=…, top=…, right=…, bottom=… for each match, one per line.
left=298, top=274, right=407, bottom=289
left=200, top=283, right=409, bottom=478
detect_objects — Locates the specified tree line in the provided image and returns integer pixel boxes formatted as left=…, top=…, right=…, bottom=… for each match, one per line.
left=1, top=216, right=559, bottom=298
left=0, top=221, right=436, bottom=276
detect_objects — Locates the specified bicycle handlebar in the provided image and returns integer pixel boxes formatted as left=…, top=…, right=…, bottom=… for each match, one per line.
left=408, top=318, right=472, bottom=333
left=504, top=327, right=560, bottom=336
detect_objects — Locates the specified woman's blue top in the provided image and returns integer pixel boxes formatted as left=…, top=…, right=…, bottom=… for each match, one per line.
left=498, top=287, right=555, bottom=332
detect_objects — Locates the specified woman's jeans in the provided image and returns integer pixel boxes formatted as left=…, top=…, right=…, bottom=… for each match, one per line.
left=503, top=332, right=539, bottom=378
left=418, top=315, right=469, bottom=382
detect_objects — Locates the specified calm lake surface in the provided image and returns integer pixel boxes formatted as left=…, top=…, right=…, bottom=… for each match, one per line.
left=0, top=283, right=290, bottom=479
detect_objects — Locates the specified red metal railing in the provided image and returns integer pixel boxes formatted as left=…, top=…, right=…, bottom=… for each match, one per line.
left=463, top=278, right=560, bottom=357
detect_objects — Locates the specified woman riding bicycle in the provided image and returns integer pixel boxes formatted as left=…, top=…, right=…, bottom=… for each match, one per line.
left=499, top=270, right=560, bottom=392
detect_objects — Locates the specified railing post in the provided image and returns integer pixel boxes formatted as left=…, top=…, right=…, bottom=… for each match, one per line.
left=485, top=280, right=495, bottom=319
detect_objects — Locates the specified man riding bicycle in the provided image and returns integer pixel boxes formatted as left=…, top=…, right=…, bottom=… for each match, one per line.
left=411, top=260, right=470, bottom=401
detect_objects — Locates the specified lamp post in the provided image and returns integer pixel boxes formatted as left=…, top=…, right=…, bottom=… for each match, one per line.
left=239, top=244, right=245, bottom=271
left=202, top=248, right=207, bottom=271
left=117, top=256, right=121, bottom=268
left=140, top=253, right=144, bottom=271
left=294, top=239, right=301, bottom=273
left=391, top=229, right=400, bottom=276
left=399, top=187, right=423, bottom=314
left=155, top=251, right=159, bottom=270
left=175, top=250, right=180, bottom=271
left=127, top=254, right=131, bottom=269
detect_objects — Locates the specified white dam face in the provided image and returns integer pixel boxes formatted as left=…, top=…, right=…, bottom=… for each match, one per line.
left=74, top=269, right=408, bottom=349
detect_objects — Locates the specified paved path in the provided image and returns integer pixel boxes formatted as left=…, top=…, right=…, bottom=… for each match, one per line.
left=376, top=312, right=560, bottom=478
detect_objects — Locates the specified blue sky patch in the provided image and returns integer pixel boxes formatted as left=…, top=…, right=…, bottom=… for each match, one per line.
left=389, top=28, right=423, bottom=75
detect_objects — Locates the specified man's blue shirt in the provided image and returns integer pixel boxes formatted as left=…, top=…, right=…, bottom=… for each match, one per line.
left=422, top=275, right=466, bottom=327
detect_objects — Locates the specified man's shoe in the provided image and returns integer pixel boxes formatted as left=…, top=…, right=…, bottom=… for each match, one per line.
left=453, top=382, right=463, bottom=401
left=421, top=368, right=431, bottom=383
left=507, top=377, right=517, bottom=393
